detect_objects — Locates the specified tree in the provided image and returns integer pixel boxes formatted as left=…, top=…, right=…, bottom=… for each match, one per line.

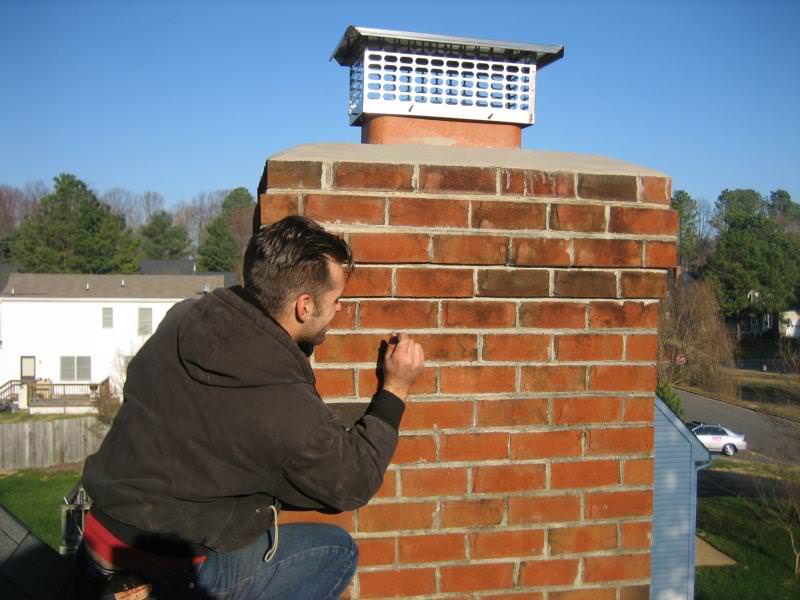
left=9, top=174, right=140, bottom=273
left=671, top=190, right=701, bottom=272
left=101, top=188, right=165, bottom=228
left=173, top=190, right=227, bottom=254
left=754, top=467, right=800, bottom=576
left=704, top=189, right=800, bottom=318
left=197, top=187, right=255, bottom=273
left=139, top=210, right=190, bottom=260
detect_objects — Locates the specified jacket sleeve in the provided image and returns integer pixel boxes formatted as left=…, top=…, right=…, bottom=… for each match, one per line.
left=278, top=389, right=405, bottom=512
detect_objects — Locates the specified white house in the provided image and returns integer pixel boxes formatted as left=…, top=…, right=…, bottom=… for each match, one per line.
left=779, top=309, right=799, bottom=338
left=0, top=273, right=228, bottom=410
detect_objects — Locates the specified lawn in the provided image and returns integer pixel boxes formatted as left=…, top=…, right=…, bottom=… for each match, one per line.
left=696, top=495, right=800, bottom=599
left=0, top=465, right=82, bottom=549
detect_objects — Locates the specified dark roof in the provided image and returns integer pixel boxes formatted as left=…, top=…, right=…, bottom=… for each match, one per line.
left=138, top=259, right=197, bottom=275
left=1, top=273, right=228, bottom=299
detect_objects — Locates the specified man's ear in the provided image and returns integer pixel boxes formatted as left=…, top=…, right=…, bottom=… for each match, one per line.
left=294, top=293, right=315, bottom=323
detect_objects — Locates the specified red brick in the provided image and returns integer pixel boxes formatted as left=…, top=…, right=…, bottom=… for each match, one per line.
left=412, top=334, right=477, bottom=361
left=477, top=398, right=549, bottom=427
left=586, top=490, right=653, bottom=519
left=553, top=396, right=623, bottom=424
left=390, top=197, right=468, bottom=227
left=549, top=524, right=618, bottom=554
left=590, top=365, right=657, bottom=392
left=258, top=193, right=299, bottom=225
left=397, top=268, right=473, bottom=297
left=622, top=584, right=651, bottom=600
left=622, top=271, right=668, bottom=298
left=503, top=169, right=575, bottom=198
left=551, top=459, right=620, bottom=489
left=420, top=165, right=496, bottom=194
left=441, top=563, right=515, bottom=593
left=590, top=301, right=659, bottom=328
left=481, top=593, right=543, bottom=600
left=520, top=301, right=586, bottom=328
left=398, top=533, right=465, bottom=563
left=646, top=241, right=678, bottom=268
left=521, top=366, right=586, bottom=392
left=432, top=234, right=508, bottom=264
left=621, top=521, right=652, bottom=549
left=359, top=300, right=437, bottom=329
left=314, top=369, right=354, bottom=397
left=267, top=160, right=321, bottom=189
left=512, top=238, right=571, bottom=266
left=333, top=162, right=414, bottom=191
left=557, top=334, right=623, bottom=361
left=578, top=174, right=637, bottom=202
left=359, top=568, right=435, bottom=598
left=550, top=204, right=606, bottom=232
left=356, top=537, right=395, bottom=566
left=627, top=334, right=658, bottom=361
left=554, top=271, right=617, bottom=298
left=472, top=201, right=546, bottom=230
left=520, top=558, right=579, bottom=586
left=280, top=510, right=353, bottom=529
left=374, top=473, right=396, bottom=498
left=624, top=397, right=655, bottom=422
left=574, top=239, right=642, bottom=267
left=349, top=233, right=429, bottom=263
left=304, top=194, right=385, bottom=225
left=393, top=435, right=437, bottom=464
left=441, top=432, right=509, bottom=461
left=610, top=206, right=679, bottom=235
left=358, top=366, right=436, bottom=398
left=473, top=464, right=546, bottom=493
left=315, top=333, right=383, bottom=363
left=587, top=427, right=653, bottom=455
left=641, top=176, right=671, bottom=204
left=471, top=529, right=545, bottom=559
left=511, top=430, right=582, bottom=459
left=441, top=366, right=515, bottom=394
left=509, top=495, right=581, bottom=525
left=401, top=467, right=468, bottom=496
left=358, top=502, right=436, bottom=532
left=343, top=268, right=392, bottom=297
left=584, top=553, right=650, bottom=582
left=401, top=401, right=473, bottom=430
left=483, top=334, right=550, bottom=361
left=478, top=269, right=550, bottom=297
left=441, top=498, right=505, bottom=528
left=443, top=301, right=516, bottom=328
left=329, top=302, right=356, bottom=329
left=549, top=590, right=616, bottom=600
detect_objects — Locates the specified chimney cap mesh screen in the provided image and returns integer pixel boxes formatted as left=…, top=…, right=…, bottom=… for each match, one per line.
left=333, top=27, right=564, bottom=127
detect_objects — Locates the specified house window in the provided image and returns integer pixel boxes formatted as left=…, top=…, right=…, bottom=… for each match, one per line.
left=60, top=356, right=92, bottom=381
left=102, top=307, right=113, bottom=329
left=138, top=308, right=153, bottom=335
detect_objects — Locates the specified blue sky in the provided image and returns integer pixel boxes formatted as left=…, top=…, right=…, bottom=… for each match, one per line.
left=1, top=0, right=798, bottom=209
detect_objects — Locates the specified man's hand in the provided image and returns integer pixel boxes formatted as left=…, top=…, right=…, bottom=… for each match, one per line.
left=382, top=332, right=425, bottom=401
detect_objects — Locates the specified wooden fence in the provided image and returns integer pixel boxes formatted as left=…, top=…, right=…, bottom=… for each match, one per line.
left=0, top=417, right=108, bottom=471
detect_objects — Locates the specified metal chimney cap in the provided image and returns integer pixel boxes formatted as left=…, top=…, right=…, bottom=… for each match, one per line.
left=332, top=26, right=564, bottom=69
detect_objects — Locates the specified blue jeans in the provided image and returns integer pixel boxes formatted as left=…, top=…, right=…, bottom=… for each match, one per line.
left=86, top=523, right=358, bottom=600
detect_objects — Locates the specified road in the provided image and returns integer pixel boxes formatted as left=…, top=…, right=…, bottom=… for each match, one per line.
left=677, top=388, right=800, bottom=464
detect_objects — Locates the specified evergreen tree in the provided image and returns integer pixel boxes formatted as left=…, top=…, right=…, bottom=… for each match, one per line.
left=10, top=174, right=140, bottom=273
left=671, top=190, right=700, bottom=272
left=197, top=187, right=254, bottom=272
left=140, top=210, right=190, bottom=260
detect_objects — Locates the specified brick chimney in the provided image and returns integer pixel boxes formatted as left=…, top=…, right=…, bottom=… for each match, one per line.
left=257, top=27, right=675, bottom=599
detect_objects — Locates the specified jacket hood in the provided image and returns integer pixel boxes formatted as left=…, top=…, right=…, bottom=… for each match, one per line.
left=177, top=287, right=314, bottom=388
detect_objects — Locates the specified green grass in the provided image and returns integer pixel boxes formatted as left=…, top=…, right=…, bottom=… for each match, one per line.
left=709, top=457, right=800, bottom=480
left=0, top=466, right=82, bottom=549
left=0, top=412, right=84, bottom=424
left=696, top=496, right=800, bottom=599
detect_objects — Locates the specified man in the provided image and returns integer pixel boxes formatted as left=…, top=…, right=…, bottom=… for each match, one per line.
left=81, top=216, right=425, bottom=599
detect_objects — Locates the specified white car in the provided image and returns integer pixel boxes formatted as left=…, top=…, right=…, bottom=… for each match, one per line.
left=689, top=423, right=748, bottom=456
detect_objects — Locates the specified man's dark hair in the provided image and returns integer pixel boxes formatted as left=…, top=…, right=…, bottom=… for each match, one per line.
left=243, top=216, right=353, bottom=317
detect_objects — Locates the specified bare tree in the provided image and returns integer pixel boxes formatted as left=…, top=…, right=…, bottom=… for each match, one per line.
left=141, top=191, right=165, bottom=225
left=754, top=467, right=800, bottom=576
left=0, top=183, right=42, bottom=238
left=658, top=280, right=737, bottom=398
left=101, top=188, right=141, bottom=227
left=173, top=190, right=227, bottom=254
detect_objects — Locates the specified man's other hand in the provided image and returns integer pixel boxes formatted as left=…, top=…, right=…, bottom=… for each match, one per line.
left=382, top=333, right=425, bottom=401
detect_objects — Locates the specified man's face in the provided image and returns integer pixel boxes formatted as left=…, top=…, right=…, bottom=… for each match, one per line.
left=300, top=260, right=347, bottom=346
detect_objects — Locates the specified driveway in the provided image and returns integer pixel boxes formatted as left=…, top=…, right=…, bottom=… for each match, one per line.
left=677, top=388, right=800, bottom=464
